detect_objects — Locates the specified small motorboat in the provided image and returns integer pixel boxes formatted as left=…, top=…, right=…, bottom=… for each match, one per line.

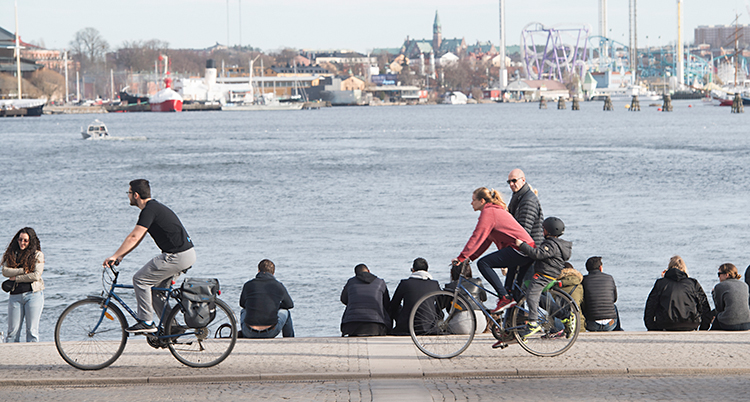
left=81, top=119, right=109, bottom=139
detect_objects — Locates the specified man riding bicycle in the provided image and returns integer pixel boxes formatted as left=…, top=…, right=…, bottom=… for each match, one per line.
left=103, top=179, right=196, bottom=334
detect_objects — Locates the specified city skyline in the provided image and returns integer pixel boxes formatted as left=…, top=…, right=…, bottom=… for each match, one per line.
left=2, top=0, right=750, bottom=53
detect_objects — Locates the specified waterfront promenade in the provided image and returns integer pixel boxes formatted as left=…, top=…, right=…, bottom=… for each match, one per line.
left=2, top=331, right=749, bottom=387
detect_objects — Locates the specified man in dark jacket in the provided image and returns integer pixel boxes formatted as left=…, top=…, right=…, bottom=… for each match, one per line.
left=239, top=259, right=295, bottom=338
left=388, top=258, right=441, bottom=335
left=506, top=169, right=544, bottom=245
left=644, top=256, right=711, bottom=331
left=581, top=256, right=619, bottom=331
left=340, top=264, right=391, bottom=336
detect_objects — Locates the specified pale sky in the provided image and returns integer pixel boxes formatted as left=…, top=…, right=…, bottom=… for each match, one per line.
left=2, top=0, right=750, bottom=52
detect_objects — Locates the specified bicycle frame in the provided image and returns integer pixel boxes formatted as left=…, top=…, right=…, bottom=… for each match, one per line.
left=449, top=274, right=565, bottom=334
left=91, top=266, right=189, bottom=340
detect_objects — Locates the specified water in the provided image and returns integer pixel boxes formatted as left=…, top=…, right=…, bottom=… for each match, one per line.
left=1, top=100, right=748, bottom=341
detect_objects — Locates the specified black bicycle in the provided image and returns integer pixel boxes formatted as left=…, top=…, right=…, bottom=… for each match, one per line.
left=54, top=264, right=237, bottom=370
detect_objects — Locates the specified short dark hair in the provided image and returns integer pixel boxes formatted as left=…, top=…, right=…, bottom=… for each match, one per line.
left=585, top=256, right=603, bottom=272
left=258, top=259, right=275, bottom=274
left=563, top=262, right=574, bottom=269
left=129, top=179, right=151, bottom=199
left=413, top=257, right=428, bottom=271
left=354, top=264, right=369, bottom=274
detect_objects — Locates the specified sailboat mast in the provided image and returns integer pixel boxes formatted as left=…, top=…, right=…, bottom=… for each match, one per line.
left=15, top=0, right=22, bottom=100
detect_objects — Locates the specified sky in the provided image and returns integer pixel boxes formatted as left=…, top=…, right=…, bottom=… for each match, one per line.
left=2, top=0, right=750, bottom=52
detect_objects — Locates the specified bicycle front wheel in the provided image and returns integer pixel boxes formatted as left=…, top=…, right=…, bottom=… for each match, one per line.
left=165, top=298, right=237, bottom=368
left=54, top=297, right=128, bottom=370
left=409, top=290, right=476, bottom=359
left=511, top=287, right=580, bottom=357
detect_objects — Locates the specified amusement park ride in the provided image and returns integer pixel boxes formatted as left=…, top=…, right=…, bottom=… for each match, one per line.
left=516, top=0, right=748, bottom=99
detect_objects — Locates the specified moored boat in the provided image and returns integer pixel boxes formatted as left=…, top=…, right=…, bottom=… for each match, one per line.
left=149, top=78, right=183, bottom=112
left=0, top=99, right=45, bottom=117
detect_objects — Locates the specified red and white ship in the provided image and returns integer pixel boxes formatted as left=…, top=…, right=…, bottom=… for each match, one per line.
left=149, top=55, right=183, bottom=112
left=150, top=77, right=183, bottom=112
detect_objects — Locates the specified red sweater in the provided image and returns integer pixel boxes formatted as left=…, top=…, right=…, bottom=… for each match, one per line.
left=458, top=203, right=535, bottom=262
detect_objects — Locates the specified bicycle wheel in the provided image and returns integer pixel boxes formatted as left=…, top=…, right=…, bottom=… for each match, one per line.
left=409, top=290, right=476, bottom=359
left=165, top=297, right=237, bottom=368
left=54, top=297, right=128, bottom=370
left=511, top=287, right=580, bottom=357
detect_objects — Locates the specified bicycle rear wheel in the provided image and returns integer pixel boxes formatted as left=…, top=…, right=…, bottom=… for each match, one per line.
left=54, top=297, right=128, bottom=370
left=511, top=287, right=580, bottom=357
left=165, top=298, right=237, bottom=368
left=409, top=290, right=476, bottom=359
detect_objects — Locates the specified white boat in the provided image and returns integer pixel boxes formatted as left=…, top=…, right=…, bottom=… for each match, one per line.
left=443, top=91, right=468, bottom=105
left=81, top=119, right=109, bottom=139
left=80, top=120, right=147, bottom=141
left=222, top=93, right=303, bottom=111
left=591, top=85, right=661, bottom=102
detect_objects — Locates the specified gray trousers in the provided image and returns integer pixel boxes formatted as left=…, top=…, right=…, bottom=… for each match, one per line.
left=133, top=248, right=196, bottom=322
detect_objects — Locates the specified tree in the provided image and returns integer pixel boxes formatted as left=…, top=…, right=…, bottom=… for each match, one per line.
left=69, top=27, right=109, bottom=73
left=115, top=39, right=170, bottom=73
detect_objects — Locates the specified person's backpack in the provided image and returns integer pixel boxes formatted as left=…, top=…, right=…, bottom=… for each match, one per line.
left=180, top=278, right=219, bottom=328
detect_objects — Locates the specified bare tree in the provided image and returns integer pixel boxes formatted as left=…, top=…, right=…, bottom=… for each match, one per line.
left=115, top=39, right=170, bottom=73
left=69, top=27, right=109, bottom=73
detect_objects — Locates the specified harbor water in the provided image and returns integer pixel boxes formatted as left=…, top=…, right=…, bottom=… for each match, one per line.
left=1, top=100, right=749, bottom=341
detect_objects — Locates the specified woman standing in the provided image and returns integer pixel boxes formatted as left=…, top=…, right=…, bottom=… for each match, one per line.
left=455, top=187, right=534, bottom=312
left=712, top=263, right=750, bottom=331
left=2, top=228, right=45, bottom=342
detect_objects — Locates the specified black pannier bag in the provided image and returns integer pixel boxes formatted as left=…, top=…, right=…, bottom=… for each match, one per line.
left=180, top=278, right=219, bottom=328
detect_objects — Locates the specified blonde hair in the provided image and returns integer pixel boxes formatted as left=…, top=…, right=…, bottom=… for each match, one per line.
left=718, top=263, right=741, bottom=280
left=668, top=255, right=687, bottom=275
left=473, top=187, right=507, bottom=210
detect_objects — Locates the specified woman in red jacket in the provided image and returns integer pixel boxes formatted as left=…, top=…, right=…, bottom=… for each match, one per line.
left=456, top=187, right=534, bottom=312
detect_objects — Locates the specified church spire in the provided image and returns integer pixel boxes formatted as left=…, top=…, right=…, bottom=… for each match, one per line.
left=433, top=10, right=442, bottom=53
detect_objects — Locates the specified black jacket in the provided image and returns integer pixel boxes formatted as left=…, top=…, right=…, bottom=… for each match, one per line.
left=581, top=269, right=618, bottom=321
left=388, top=275, right=441, bottom=335
left=239, top=272, right=294, bottom=327
left=507, top=183, right=544, bottom=245
left=340, top=272, right=391, bottom=327
left=518, top=236, right=572, bottom=279
left=444, top=277, right=487, bottom=310
left=644, top=268, right=711, bottom=331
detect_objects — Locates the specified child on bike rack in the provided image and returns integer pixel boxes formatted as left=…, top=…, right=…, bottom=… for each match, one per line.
left=514, top=217, right=572, bottom=337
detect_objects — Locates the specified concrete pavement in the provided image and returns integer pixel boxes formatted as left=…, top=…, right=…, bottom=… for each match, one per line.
left=1, top=331, right=750, bottom=387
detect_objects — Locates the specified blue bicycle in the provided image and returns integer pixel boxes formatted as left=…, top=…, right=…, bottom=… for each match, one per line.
left=408, top=261, right=581, bottom=358
left=54, top=264, right=237, bottom=370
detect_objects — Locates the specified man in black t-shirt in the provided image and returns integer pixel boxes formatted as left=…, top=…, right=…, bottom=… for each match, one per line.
left=104, top=179, right=196, bottom=334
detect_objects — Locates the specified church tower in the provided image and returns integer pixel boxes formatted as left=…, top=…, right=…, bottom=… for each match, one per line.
left=432, top=10, right=442, bottom=55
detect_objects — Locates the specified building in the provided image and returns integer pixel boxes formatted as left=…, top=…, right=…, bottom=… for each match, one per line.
left=695, top=25, right=750, bottom=50
left=400, top=11, right=468, bottom=59
left=0, top=26, right=42, bottom=76
left=505, top=79, right=569, bottom=101
left=307, top=75, right=369, bottom=105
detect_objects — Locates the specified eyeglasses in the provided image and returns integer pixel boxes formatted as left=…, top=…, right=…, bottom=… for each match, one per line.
left=126, top=191, right=134, bottom=195
left=18, top=238, right=29, bottom=243
left=718, top=272, right=725, bottom=277
left=507, top=178, right=523, bottom=184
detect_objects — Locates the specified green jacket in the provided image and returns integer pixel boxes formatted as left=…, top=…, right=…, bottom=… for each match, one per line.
left=559, top=267, right=585, bottom=328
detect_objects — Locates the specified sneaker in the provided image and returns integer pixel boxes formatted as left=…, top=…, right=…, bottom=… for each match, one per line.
left=490, top=295, right=516, bottom=313
left=523, top=321, right=542, bottom=339
left=126, top=321, right=157, bottom=334
left=542, top=329, right=565, bottom=339
left=561, top=313, right=577, bottom=338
